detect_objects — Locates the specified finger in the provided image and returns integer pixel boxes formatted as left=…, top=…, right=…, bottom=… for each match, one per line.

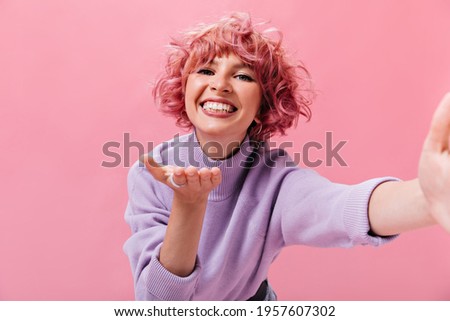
left=170, top=167, right=187, bottom=188
left=425, top=93, right=450, bottom=152
left=210, top=167, right=222, bottom=188
left=139, top=153, right=162, bottom=168
left=199, top=168, right=212, bottom=188
left=139, top=154, right=166, bottom=181
left=185, top=166, right=200, bottom=188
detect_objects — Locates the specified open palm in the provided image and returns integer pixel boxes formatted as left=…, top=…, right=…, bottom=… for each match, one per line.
left=139, top=154, right=222, bottom=203
left=419, top=93, right=450, bottom=232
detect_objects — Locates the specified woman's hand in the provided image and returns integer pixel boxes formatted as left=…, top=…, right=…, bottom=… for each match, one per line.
left=139, top=155, right=222, bottom=276
left=139, top=154, right=222, bottom=204
left=419, top=93, right=450, bottom=232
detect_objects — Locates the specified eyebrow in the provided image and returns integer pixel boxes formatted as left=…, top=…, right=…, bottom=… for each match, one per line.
left=209, top=59, right=251, bottom=71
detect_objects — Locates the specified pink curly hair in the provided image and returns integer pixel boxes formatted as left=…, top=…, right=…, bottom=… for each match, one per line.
left=153, top=12, right=314, bottom=141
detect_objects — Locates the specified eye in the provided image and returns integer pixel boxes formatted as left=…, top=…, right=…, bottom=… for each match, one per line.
left=235, top=74, right=254, bottom=82
left=197, top=68, right=214, bottom=76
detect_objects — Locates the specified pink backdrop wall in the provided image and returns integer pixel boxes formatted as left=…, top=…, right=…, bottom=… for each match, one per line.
left=1, top=0, right=449, bottom=300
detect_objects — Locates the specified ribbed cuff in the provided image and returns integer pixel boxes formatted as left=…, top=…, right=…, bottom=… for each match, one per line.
left=145, top=244, right=202, bottom=300
left=344, top=177, right=400, bottom=246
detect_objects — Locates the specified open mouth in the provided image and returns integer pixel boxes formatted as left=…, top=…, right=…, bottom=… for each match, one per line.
left=200, top=101, right=237, bottom=114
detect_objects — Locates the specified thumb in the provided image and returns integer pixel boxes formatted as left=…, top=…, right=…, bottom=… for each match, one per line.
left=424, top=92, right=450, bottom=153
left=139, top=153, right=161, bottom=168
left=139, top=154, right=167, bottom=181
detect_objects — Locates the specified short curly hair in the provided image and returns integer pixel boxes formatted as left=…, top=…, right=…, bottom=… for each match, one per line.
left=153, top=12, right=314, bottom=141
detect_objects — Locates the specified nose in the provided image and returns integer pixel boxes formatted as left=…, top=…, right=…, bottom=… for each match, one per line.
left=209, top=74, right=232, bottom=93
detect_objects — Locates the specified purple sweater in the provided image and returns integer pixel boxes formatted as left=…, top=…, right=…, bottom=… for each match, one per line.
left=123, top=132, right=397, bottom=300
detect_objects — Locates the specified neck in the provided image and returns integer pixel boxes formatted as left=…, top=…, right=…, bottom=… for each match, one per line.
left=194, top=130, right=246, bottom=160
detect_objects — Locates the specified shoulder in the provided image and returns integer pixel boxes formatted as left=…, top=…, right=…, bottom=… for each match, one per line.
left=146, top=133, right=194, bottom=166
left=126, top=160, right=153, bottom=196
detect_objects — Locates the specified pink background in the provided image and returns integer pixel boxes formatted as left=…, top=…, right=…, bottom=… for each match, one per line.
left=1, top=0, right=450, bottom=300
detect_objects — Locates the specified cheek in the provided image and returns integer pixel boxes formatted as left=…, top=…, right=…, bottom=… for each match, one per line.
left=185, top=78, right=204, bottom=103
left=184, top=79, right=193, bottom=99
left=249, top=88, right=262, bottom=112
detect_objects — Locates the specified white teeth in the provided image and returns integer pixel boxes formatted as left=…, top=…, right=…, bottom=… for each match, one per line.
left=202, top=101, right=235, bottom=113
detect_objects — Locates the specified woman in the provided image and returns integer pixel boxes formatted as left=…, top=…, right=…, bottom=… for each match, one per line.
left=123, top=12, right=450, bottom=300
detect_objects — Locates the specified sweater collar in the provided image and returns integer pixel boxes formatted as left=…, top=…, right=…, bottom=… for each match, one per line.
left=179, top=131, right=256, bottom=201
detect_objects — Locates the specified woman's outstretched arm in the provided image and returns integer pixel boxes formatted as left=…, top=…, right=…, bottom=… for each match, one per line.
left=369, top=93, right=450, bottom=236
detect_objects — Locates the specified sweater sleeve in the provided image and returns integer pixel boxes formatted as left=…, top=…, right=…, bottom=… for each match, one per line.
left=123, top=161, right=201, bottom=300
left=273, top=168, right=398, bottom=248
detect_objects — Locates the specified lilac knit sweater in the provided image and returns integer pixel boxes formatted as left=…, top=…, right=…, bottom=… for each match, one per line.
left=123, top=132, right=396, bottom=300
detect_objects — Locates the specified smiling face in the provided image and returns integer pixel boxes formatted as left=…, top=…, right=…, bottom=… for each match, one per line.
left=184, top=53, right=262, bottom=157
